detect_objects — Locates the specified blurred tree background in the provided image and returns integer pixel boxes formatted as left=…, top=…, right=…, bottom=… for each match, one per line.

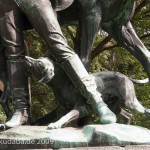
left=0, top=0, right=150, bottom=129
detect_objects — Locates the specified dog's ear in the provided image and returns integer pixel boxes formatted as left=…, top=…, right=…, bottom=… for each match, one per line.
left=24, top=56, right=55, bottom=83
left=24, top=56, right=36, bottom=69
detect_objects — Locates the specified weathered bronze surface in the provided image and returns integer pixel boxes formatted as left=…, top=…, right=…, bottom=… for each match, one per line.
left=0, top=0, right=150, bottom=148
left=24, top=56, right=150, bottom=128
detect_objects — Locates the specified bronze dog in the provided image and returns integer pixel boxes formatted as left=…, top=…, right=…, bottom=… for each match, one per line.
left=25, top=56, right=150, bottom=129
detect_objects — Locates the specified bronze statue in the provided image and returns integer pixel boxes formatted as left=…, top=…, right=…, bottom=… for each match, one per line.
left=1, top=54, right=149, bottom=127
left=25, top=56, right=150, bottom=129
left=0, top=0, right=116, bottom=128
left=0, top=0, right=149, bottom=129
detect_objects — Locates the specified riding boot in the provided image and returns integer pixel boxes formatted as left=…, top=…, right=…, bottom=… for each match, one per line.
left=62, top=54, right=116, bottom=124
left=5, top=59, right=31, bottom=128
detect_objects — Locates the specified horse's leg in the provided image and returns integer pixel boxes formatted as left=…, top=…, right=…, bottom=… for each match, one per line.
left=77, top=1, right=101, bottom=70
left=107, top=21, right=150, bottom=79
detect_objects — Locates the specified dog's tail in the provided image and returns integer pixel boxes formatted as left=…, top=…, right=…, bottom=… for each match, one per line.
left=129, top=78, right=149, bottom=84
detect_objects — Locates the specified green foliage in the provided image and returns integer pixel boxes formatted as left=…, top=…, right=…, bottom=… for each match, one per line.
left=0, top=107, right=6, bottom=124
left=30, top=77, right=56, bottom=119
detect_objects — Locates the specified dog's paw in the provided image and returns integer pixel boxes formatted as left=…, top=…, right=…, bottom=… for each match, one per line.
left=47, top=122, right=64, bottom=130
left=145, top=109, right=150, bottom=117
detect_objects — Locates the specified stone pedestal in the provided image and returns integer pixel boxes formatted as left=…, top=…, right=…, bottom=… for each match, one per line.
left=0, top=123, right=150, bottom=149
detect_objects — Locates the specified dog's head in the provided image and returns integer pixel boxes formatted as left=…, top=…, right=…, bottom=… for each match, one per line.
left=24, top=56, right=55, bottom=83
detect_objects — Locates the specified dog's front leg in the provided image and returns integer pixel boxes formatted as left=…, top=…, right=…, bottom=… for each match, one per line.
left=47, top=107, right=80, bottom=129
left=120, top=108, right=133, bottom=124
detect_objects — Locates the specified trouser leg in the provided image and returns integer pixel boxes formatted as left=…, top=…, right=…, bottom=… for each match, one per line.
left=18, top=0, right=116, bottom=124
left=14, top=0, right=74, bottom=62
left=6, top=59, right=30, bottom=128
left=0, top=2, right=30, bottom=128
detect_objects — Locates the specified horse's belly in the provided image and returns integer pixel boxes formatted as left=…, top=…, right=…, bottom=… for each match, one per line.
left=100, top=0, right=135, bottom=26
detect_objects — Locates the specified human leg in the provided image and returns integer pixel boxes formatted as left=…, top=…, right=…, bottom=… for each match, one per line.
left=0, top=2, right=31, bottom=128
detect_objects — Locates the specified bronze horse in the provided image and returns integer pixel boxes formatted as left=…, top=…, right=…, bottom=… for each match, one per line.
left=56, top=0, right=150, bottom=75
left=20, top=0, right=150, bottom=74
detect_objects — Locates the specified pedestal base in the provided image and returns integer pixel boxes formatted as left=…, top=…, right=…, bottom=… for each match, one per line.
left=0, top=123, right=150, bottom=149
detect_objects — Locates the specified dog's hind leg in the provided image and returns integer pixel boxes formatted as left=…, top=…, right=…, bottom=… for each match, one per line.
left=133, top=98, right=150, bottom=118
left=47, top=106, right=80, bottom=129
left=125, top=97, right=150, bottom=118
left=117, top=74, right=150, bottom=118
